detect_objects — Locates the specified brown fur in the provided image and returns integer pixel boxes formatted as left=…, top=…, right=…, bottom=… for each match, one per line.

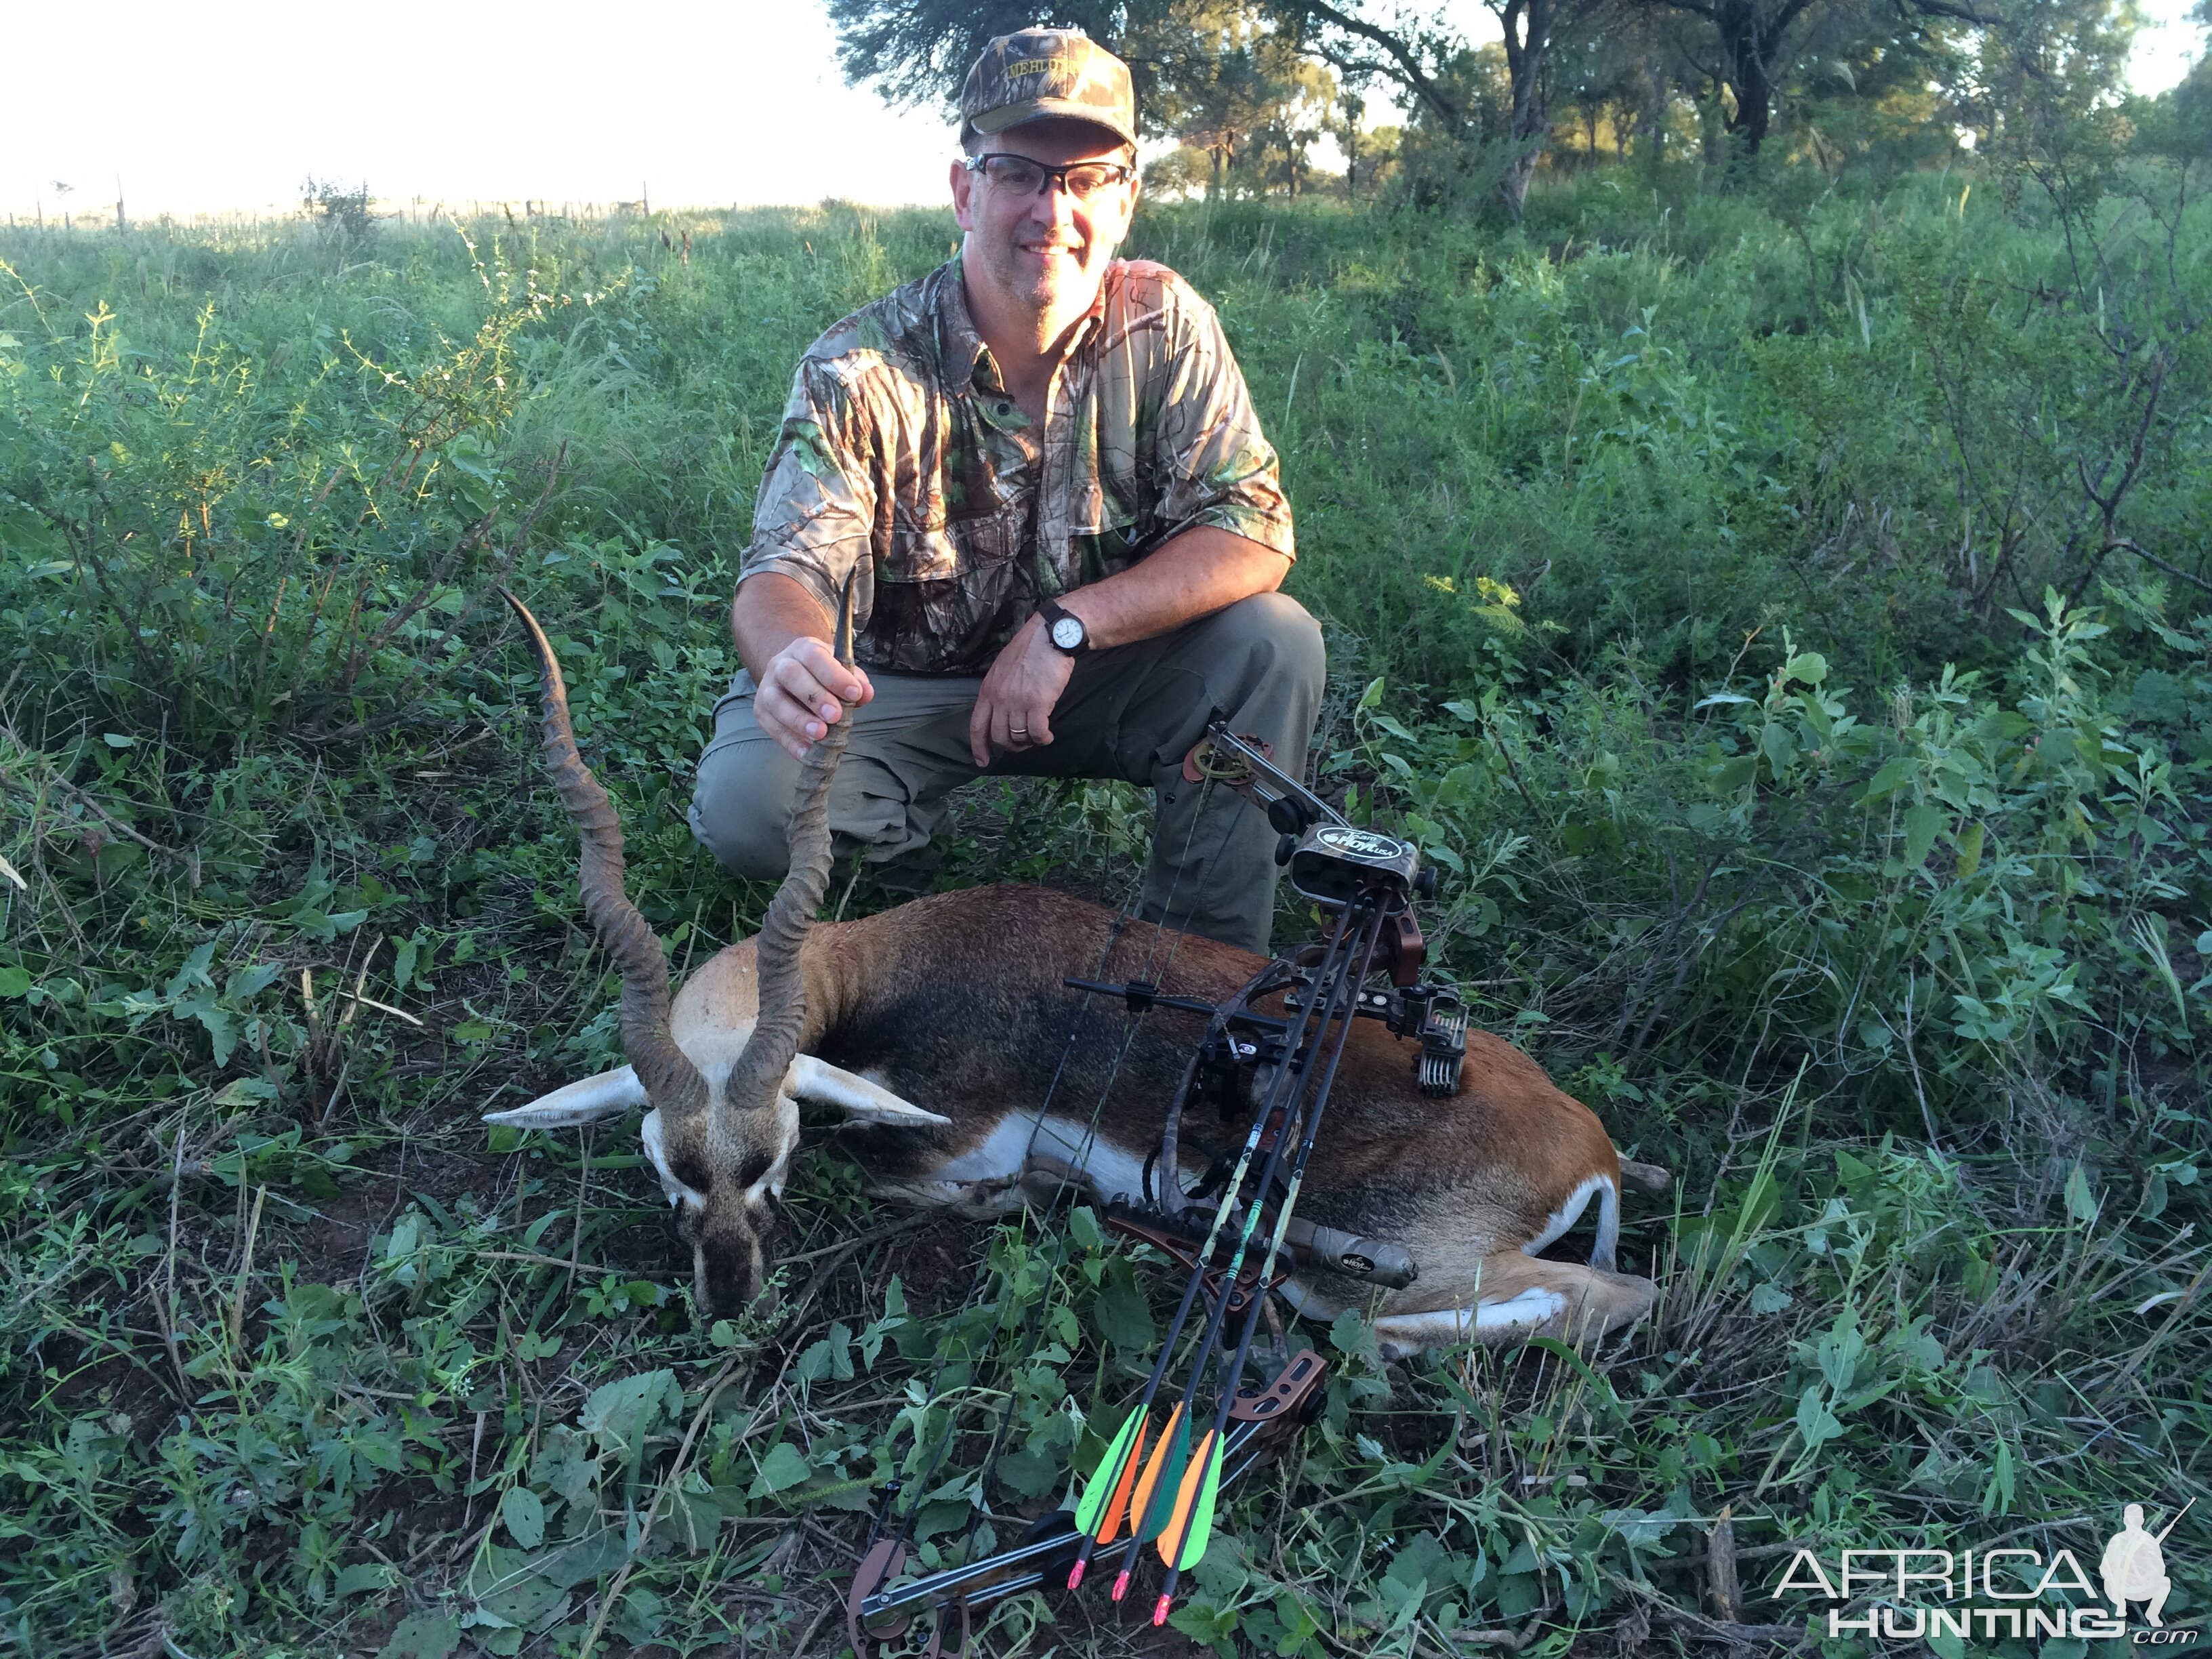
left=669, top=884, right=1657, bottom=1350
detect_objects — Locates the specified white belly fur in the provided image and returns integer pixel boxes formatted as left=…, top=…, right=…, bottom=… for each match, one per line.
left=882, top=1113, right=1156, bottom=1210
left=1523, top=1174, right=1603, bottom=1256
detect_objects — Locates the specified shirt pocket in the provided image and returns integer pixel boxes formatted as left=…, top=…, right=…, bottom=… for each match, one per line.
left=882, top=506, right=1027, bottom=583
left=880, top=525, right=966, bottom=584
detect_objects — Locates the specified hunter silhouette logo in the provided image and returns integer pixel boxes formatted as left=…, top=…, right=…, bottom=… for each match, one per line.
left=2104, top=1500, right=2192, bottom=1628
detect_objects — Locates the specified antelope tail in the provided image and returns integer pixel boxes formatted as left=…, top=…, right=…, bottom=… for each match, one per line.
left=499, top=589, right=709, bottom=1122
left=724, top=571, right=860, bottom=1112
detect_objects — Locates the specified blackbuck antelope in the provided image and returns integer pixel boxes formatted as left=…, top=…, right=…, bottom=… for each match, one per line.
left=488, top=594, right=1662, bottom=1353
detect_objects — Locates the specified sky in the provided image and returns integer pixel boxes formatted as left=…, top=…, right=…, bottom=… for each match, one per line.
left=3, top=0, right=2203, bottom=221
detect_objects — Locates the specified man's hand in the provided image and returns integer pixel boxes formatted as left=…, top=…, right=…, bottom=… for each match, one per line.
left=756, top=635, right=874, bottom=761
left=970, top=615, right=1075, bottom=766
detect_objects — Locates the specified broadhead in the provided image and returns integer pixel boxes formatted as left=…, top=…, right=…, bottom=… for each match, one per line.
left=1067, top=1561, right=1086, bottom=1591
left=1153, top=1594, right=1173, bottom=1627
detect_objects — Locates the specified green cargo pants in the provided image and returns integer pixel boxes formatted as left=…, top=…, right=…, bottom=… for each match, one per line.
left=687, top=592, right=1324, bottom=954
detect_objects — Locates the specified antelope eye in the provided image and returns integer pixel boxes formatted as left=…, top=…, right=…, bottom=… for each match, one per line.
left=735, top=1151, right=774, bottom=1190
left=671, top=1154, right=712, bottom=1193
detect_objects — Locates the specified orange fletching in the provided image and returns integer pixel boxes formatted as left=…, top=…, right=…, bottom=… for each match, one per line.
left=1156, top=1429, right=1218, bottom=1565
left=1097, top=1417, right=1150, bottom=1544
left=1127, top=1403, right=1185, bottom=1535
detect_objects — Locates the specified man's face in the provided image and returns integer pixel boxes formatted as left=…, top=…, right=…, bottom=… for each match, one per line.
left=950, top=118, right=1138, bottom=321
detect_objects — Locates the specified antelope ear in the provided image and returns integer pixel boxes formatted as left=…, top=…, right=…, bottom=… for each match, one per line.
left=640, top=1107, right=703, bottom=1210
left=485, top=1066, right=648, bottom=1128
left=790, top=1054, right=951, bottom=1127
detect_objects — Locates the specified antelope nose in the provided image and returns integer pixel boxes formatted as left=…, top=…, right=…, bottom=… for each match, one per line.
left=699, top=1246, right=759, bottom=1317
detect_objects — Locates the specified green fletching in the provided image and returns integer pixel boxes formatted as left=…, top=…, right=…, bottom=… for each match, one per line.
left=1137, top=1414, right=1191, bottom=1542
left=1168, top=1435, right=1226, bottom=1570
left=1076, top=1409, right=1145, bottom=1536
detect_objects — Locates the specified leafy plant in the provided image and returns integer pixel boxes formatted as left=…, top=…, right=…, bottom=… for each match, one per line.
left=0, top=171, right=2203, bottom=1655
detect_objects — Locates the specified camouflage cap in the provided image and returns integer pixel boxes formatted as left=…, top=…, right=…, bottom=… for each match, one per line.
left=959, top=28, right=1136, bottom=150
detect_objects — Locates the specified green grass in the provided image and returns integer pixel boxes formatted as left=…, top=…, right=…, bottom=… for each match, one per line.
left=1, top=165, right=2207, bottom=1658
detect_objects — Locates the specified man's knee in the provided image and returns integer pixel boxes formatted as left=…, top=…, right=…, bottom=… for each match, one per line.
left=689, top=739, right=795, bottom=881
left=1211, top=590, right=1325, bottom=694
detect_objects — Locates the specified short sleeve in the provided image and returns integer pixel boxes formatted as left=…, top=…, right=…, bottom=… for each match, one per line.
left=738, top=358, right=879, bottom=621
left=1146, top=295, right=1295, bottom=560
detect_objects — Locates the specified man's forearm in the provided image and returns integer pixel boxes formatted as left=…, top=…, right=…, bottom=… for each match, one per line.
left=732, top=571, right=836, bottom=683
left=1057, top=524, right=1290, bottom=649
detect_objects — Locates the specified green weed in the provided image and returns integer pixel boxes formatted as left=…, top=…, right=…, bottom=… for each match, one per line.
left=0, top=173, right=2205, bottom=1656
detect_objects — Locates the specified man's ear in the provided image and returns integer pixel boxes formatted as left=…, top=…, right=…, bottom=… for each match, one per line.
left=950, top=157, right=976, bottom=232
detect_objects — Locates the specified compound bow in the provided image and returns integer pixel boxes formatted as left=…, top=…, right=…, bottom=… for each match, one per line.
left=845, top=724, right=1467, bottom=1655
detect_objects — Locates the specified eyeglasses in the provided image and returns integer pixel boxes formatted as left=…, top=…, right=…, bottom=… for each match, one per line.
left=962, top=153, right=1136, bottom=200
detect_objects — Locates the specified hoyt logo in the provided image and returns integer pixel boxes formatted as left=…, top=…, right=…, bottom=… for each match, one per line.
left=1771, top=1501, right=2197, bottom=1643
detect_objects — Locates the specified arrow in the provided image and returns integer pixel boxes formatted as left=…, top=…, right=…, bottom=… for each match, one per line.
left=1065, top=919, right=1361, bottom=1594
left=1130, top=1404, right=1189, bottom=1541
left=1071, top=1408, right=1147, bottom=1548
left=1149, top=904, right=1389, bottom=1626
left=1108, top=903, right=1380, bottom=1603
left=1069, top=1401, right=1179, bottom=1589
left=1155, top=1429, right=1223, bottom=1571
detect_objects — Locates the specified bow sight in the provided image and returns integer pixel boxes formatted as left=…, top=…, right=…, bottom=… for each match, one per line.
left=846, top=722, right=1467, bottom=1654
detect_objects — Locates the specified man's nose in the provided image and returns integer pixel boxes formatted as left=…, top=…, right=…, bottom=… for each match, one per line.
left=1028, top=178, right=1080, bottom=226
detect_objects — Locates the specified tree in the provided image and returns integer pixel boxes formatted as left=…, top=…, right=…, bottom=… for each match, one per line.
left=302, top=178, right=375, bottom=239
left=826, top=0, right=1278, bottom=143
left=827, top=1, right=1139, bottom=118
left=830, top=0, right=1345, bottom=203
left=1149, top=2, right=1336, bottom=195
left=1621, top=0, right=2008, bottom=163
left=1273, top=0, right=1600, bottom=218
left=1549, top=7, right=1685, bottom=167
left=827, top=0, right=1609, bottom=220
left=1962, top=0, right=2138, bottom=180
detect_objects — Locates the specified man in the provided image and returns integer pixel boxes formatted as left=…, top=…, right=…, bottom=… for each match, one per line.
left=2100, top=1503, right=2174, bottom=1625
left=689, top=28, right=1320, bottom=953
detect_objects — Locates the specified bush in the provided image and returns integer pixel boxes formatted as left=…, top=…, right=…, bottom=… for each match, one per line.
left=302, top=176, right=375, bottom=240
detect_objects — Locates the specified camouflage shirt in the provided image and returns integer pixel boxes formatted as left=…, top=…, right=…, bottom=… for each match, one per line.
left=739, top=257, right=1294, bottom=674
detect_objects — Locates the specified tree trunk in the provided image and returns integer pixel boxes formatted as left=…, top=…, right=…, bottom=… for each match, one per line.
left=1636, top=62, right=1668, bottom=164
left=1727, top=43, right=1774, bottom=159
left=1495, top=0, right=1555, bottom=221
left=1698, top=75, right=1728, bottom=165
left=1713, top=0, right=1793, bottom=164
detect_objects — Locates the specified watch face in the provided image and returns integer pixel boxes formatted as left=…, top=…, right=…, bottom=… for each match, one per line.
left=1051, top=615, right=1084, bottom=650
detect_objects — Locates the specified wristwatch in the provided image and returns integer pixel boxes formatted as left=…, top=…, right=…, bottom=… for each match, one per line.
left=1038, top=598, right=1090, bottom=655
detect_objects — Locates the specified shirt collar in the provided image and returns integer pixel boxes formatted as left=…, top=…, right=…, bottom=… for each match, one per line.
left=937, top=258, right=991, bottom=386
left=939, top=257, right=1118, bottom=396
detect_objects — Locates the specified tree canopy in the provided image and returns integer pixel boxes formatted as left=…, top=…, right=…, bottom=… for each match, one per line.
left=825, top=0, right=2164, bottom=212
